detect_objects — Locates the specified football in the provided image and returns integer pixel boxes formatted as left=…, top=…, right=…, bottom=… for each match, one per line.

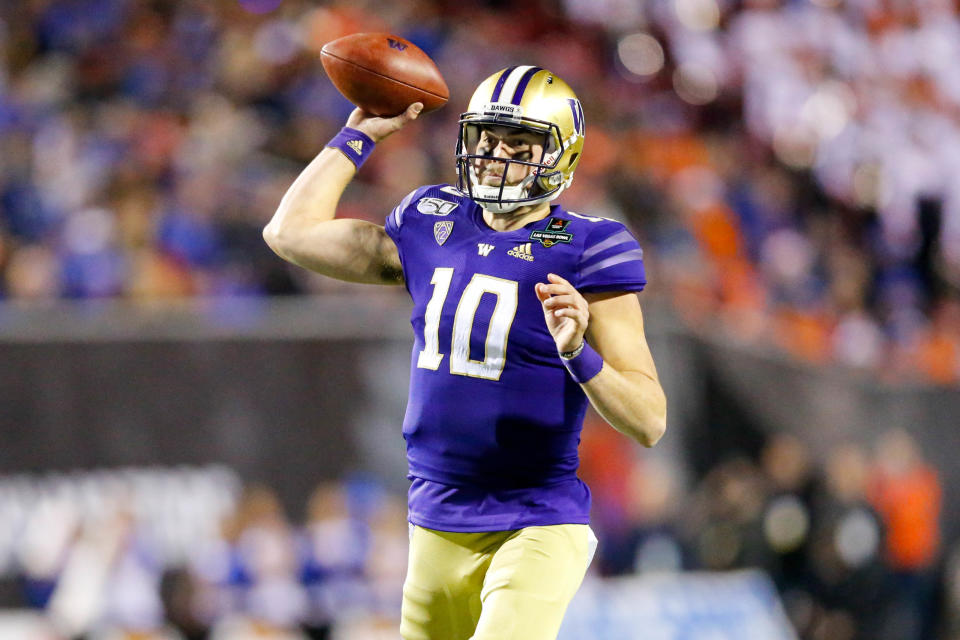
left=320, top=33, right=449, bottom=117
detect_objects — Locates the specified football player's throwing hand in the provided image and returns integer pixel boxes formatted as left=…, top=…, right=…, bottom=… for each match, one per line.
left=347, top=102, right=423, bottom=143
left=535, top=273, right=589, bottom=355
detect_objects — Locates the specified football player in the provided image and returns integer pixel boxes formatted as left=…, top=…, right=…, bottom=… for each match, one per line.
left=263, top=66, right=667, bottom=640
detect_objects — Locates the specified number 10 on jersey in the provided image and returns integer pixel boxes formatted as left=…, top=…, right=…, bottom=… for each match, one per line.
left=417, top=267, right=519, bottom=381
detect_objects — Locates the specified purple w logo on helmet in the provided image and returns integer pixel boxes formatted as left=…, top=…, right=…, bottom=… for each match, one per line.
left=388, top=38, right=408, bottom=51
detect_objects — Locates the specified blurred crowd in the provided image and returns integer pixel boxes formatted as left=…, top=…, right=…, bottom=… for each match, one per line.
left=578, top=417, right=947, bottom=640
left=0, top=466, right=409, bottom=640
left=0, top=425, right=950, bottom=640
left=0, top=0, right=958, bottom=382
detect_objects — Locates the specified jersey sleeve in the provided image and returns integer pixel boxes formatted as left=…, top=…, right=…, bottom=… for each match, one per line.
left=576, top=224, right=647, bottom=293
left=384, top=185, right=431, bottom=245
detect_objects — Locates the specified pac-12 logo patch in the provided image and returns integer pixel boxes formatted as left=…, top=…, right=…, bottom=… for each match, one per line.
left=417, top=198, right=458, bottom=216
left=434, top=221, right=454, bottom=246
left=529, top=217, right=573, bottom=247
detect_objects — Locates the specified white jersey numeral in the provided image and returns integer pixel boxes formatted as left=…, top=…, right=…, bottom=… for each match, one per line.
left=417, top=268, right=519, bottom=381
left=417, top=267, right=453, bottom=370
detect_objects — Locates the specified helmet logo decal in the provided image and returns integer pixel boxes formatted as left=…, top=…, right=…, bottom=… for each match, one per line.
left=434, top=221, right=454, bottom=246
left=529, top=217, right=574, bottom=248
left=387, top=38, right=407, bottom=51
left=568, top=99, right=584, bottom=136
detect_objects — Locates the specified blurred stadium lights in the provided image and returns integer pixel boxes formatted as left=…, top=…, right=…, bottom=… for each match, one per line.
left=800, top=81, right=857, bottom=142
left=836, top=509, right=882, bottom=568
left=616, top=33, right=665, bottom=78
left=672, top=62, right=719, bottom=105
left=763, top=494, right=810, bottom=554
left=772, top=124, right=819, bottom=170
left=673, top=0, right=720, bottom=32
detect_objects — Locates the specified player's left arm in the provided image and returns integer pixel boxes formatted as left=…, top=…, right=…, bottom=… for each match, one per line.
left=535, top=273, right=667, bottom=447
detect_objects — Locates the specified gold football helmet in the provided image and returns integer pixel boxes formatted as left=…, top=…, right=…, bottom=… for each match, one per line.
left=456, top=66, right=586, bottom=214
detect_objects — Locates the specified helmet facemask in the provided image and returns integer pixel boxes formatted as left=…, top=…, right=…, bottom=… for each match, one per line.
left=456, top=115, right=567, bottom=215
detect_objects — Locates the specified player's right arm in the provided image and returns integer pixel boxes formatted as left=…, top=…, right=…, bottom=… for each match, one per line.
left=262, top=103, right=423, bottom=285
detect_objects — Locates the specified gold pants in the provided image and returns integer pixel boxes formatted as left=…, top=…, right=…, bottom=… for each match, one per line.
left=400, top=524, right=596, bottom=640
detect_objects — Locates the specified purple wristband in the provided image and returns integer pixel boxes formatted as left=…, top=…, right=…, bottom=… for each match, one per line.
left=561, top=342, right=604, bottom=384
left=326, top=126, right=376, bottom=169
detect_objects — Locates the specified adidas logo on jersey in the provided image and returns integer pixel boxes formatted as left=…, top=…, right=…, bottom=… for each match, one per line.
left=346, top=139, right=363, bottom=154
left=477, top=243, right=495, bottom=256
left=507, top=243, right=534, bottom=261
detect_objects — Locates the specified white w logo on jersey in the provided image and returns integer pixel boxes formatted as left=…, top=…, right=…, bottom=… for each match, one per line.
left=507, top=243, right=534, bottom=262
left=477, top=243, right=495, bottom=256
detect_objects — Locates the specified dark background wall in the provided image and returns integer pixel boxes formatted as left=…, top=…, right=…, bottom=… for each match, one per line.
left=0, top=298, right=957, bottom=533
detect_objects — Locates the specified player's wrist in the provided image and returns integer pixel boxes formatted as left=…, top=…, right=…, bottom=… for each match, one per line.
left=558, top=341, right=584, bottom=359
left=326, top=126, right=376, bottom=170
left=560, top=341, right=603, bottom=384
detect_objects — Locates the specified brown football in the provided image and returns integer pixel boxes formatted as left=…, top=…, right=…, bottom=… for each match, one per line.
left=320, top=33, right=449, bottom=117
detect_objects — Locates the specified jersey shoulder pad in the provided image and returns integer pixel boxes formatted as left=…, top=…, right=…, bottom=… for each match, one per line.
left=565, top=210, right=616, bottom=224
left=576, top=218, right=647, bottom=294
left=386, top=184, right=467, bottom=233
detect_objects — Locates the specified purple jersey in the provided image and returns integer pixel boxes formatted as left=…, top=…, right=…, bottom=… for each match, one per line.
left=384, top=185, right=646, bottom=532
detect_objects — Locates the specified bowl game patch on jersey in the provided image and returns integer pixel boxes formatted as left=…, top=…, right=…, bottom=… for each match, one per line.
left=529, top=217, right=573, bottom=247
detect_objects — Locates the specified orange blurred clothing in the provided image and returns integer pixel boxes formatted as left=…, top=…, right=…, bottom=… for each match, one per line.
left=578, top=413, right=634, bottom=517
left=773, top=307, right=833, bottom=365
left=914, top=330, right=959, bottom=386
left=868, top=465, right=942, bottom=570
left=692, top=204, right=742, bottom=263
left=627, top=132, right=711, bottom=180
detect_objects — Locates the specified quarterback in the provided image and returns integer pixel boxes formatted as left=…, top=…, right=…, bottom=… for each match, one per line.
left=264, top=66, right=667, bottom=640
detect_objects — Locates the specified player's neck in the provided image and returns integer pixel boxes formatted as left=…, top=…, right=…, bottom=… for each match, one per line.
left=481, top=202, right=551, bottom=232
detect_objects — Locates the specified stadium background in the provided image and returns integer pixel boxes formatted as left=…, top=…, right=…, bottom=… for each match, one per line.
left=0, top=0, right=956, bottom=638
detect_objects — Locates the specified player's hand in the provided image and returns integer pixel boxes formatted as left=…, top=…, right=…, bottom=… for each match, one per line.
left=346, top=102, right=423, bottom=143
left=535, top=273, right=588, bottom=354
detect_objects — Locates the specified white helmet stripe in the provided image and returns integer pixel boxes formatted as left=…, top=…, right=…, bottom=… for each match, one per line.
left=494, top=65, right=537, bottom=106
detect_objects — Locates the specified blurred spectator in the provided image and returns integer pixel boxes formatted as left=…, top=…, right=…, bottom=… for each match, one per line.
left=758, top=434, right=815, bottom=594
left=204, top=485, right=309, bottom=639
left=684, top=457, right=769, bottom=572
left=868, top=428, right=943, bottom=640
left=806, top=443, right=887, bottom=640
left=618, top=455, right=689, bottom=576
left=299, top=482, right=370, bottom=635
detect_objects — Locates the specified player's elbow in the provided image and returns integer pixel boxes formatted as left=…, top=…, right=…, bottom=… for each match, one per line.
left=263, top=221, right=293, bottom=261
left=633, top=389, right=667, bottom=447
left=636, top=414, right=666, bottom=448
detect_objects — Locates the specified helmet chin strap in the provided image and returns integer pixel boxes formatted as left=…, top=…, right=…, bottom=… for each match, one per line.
left=474, top=179, right=567, bottom=215
left=471, top=172, right=540, bottom=214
